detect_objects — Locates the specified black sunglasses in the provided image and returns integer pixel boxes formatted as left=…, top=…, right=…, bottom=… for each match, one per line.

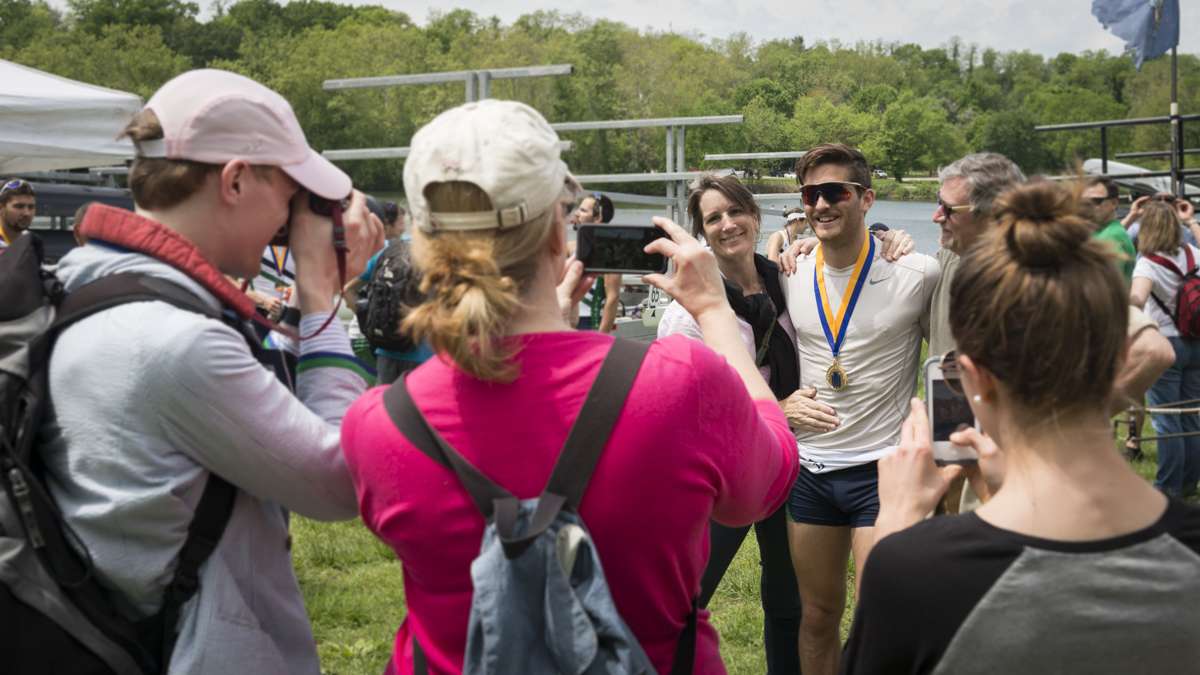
left=1086, top=196, right=1111, bottom=206
left=939, top=350, right=964, bottom=396
left=937, top=196, right=971, bottom=218
left=799, top=181, right=865, bottom=207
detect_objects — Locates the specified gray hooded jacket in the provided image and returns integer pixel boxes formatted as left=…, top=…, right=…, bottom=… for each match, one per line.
left=39, top=243, right=365, bottom=674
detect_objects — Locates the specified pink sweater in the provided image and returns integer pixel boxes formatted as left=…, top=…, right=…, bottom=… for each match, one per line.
left=341, top=331, right=799, bottom=674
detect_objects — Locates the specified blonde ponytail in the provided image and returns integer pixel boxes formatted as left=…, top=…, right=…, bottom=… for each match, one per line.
left=402, top=181, right=558, bottom=382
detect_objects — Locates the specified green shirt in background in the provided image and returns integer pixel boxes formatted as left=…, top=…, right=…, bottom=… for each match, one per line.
left=1093, top=219, right=1136, bottom=285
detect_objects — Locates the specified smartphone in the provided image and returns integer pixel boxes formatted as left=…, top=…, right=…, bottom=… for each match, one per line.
left=923, top=356, right=979, bottom=465
left=576, top=224, right=668, bottom=274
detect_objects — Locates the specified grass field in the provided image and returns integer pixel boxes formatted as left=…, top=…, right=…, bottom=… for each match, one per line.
left=294, top=418, right=1167, bottom=675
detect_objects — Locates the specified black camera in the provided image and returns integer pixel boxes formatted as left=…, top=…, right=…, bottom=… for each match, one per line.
left=270, top=193, right=347, bottom=246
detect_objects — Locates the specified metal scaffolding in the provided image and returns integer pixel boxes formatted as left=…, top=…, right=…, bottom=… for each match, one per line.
left=319, top=65, right=747, bottom=220
left=550, top=115, right=744, bottom=220
left=323, top=64, right=573, bottom=102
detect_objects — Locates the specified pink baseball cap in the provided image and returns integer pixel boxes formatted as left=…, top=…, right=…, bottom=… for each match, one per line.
left=134, top=69, right=351, bottom=200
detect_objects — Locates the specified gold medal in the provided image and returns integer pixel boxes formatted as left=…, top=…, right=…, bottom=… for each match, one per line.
left=826, top=360, right=848, bottom=391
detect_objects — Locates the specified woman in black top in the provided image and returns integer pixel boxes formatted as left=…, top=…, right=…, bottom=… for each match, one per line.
left=844, top=181, right=1200, bottom=675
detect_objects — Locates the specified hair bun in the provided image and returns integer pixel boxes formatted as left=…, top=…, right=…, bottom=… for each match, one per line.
left=994, top=182, right=1091, bottom=268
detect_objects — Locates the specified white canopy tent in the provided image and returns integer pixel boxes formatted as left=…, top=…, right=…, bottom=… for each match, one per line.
left=0, top=60, right=141, bottom=173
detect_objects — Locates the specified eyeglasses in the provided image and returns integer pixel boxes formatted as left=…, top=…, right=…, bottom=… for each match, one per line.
left=1086, top=197, right=1111, bottom=206
left=939, top=350, right=964, bottom=396
left=799, top=181, right=866, bottom=207
left=937, top=196, right=971, bottom=218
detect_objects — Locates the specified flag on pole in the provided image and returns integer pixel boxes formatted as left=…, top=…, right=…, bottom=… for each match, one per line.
left=1092, top=0, right=1181, bottom=69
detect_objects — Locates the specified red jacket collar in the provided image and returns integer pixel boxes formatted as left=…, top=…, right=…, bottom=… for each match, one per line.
left=77, top=204, right=261, bottom=323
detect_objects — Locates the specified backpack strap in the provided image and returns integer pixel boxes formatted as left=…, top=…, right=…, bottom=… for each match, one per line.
left=670, top=596, right=699, bottom=675
left=1144, top=250, right=1198, bottom=325
left=51, top=272, right=240, bottom=672
left=495, top=339, right=649, bottom=556
left=1145, top=252, right=1185, bottom=277
left=383, top=376, right=515, bottom=517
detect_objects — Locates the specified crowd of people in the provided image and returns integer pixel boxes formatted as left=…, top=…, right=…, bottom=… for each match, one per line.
left=3, top=67, right=1200, bottom=675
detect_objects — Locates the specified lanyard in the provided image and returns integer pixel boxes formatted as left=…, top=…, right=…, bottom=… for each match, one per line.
left=813, top=233, right=874, bottom=360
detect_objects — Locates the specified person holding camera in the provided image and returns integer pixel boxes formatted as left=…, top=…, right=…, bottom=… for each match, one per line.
left=40, top=69, right=383, bottom=674
left=340, top=99, right=800, bottom=675
left=842, top=180, right=1200, bottom=674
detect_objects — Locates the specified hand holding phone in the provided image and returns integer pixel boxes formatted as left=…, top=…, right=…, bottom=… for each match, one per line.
left=575, top=224, right=668, bottom=274
left=924, top=355, right=979, bottom=465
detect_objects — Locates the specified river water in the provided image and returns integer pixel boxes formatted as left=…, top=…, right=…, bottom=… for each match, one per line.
left=378, top=193, right=943, bottom=255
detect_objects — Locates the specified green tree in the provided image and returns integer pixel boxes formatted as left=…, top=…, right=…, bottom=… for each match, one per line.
left=1025, top=84, right=1127, bottom=167
left=11, top=23, right=189, bottom=97
left=0, top=0, right=59, bottom=52
left=970, top=109, right=1053, bottom=173
left=873, top=92, right=964, bottom=180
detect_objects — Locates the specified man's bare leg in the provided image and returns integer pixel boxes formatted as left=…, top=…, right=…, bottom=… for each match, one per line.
left=849, top=525, right=877, bottom=599
left=789, top=521, right=851, bottom=675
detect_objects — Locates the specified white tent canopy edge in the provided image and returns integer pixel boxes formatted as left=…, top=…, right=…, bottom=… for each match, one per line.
left=0, top=59, right=141, bottom=173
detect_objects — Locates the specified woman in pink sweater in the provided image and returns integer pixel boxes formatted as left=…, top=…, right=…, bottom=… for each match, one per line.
left=340, top=99, right=799, bottom=675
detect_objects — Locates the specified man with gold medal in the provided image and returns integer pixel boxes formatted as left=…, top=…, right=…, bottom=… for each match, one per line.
left=783, top=144, right=940, bottom=675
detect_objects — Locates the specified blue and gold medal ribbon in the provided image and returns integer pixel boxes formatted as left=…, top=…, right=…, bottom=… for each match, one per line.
left=270, top=245, right=289, bottom=277
left=814, top=233, right=874, bottom=361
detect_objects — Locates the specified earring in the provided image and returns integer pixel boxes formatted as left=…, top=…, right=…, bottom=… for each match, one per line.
left=972, top=395, right=982, bottom=403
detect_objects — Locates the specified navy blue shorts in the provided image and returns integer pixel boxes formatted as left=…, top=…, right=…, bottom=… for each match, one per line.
left=787, top=462, right=880, bottom=528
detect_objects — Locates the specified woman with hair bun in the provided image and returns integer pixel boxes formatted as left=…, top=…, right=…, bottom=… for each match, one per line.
left=1130, top=199, right=1200, bottom=499
left=339, top=100, right=800, bottom=674
left=840, top=181, right=1200, bottom=674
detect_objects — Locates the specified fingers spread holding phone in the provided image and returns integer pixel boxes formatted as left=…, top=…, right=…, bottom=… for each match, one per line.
left=642, top=217, right=728, bottom=321
left=781, top=387, right=839, bottom=433
left=876, top=399, right=963, bottom=534
left=950, top=426, right=1005, bottom=500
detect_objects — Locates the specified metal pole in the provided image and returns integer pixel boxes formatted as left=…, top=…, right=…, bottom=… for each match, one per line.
left=666, top=126, right=676, bottom=220
left=1100, top=126, right=1109, bottom=175
left=1172, top=46, right=1181, bottom=196
left=464, top=74, right=477, bottom=102
left=477, top=71, right=491, bottom=100
left=676, top=126, right=687, bottom=223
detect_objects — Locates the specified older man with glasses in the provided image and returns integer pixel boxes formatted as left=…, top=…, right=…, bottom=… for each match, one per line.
left=0, top=179, right=36, bottom=251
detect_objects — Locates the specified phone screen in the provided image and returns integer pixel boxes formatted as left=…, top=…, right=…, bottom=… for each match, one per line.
left=930, top=378, right=974, bottom=441
left=577, top=225, right=668, bottom=274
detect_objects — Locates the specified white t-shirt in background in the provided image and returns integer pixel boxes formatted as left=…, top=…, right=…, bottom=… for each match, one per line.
left=1133, top=244, right=1200, bottom=338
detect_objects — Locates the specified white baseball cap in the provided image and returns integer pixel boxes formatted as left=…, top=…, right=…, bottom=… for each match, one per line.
left=404, top=99, right=576, bottom=233
left=135, top=69, right=351, bottom=200
left=786, top=211, right=806, bottom=222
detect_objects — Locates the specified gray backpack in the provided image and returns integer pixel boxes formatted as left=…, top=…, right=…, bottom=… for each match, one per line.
left=0, top=234, right=240, bottom=673
left=384, top=339, right=697, bottom=675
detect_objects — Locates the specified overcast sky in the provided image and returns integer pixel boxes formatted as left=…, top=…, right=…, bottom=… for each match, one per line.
left=375, top=1, right=1200, bottom=57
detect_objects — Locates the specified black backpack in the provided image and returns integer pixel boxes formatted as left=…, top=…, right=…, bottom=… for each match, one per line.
left=359, top=240, right=423, bottom=353
left=0, top=234, right=240, bottom=674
